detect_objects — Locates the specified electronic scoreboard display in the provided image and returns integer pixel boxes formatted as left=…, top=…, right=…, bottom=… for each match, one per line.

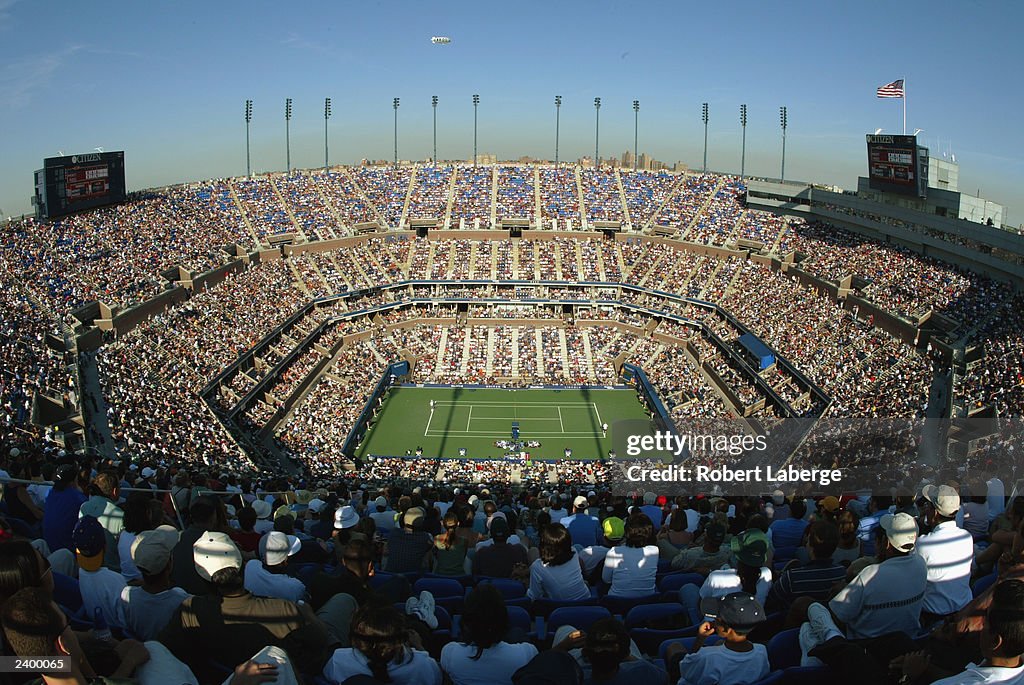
left=865, top=134, right=928, bottom=198
left=34, top=151, right=126, bottom=221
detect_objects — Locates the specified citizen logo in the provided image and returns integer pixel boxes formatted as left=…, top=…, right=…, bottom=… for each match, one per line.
left=71, top=153, right=102, bottom=163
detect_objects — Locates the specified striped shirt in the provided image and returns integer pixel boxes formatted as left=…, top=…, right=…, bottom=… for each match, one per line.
left=768, top=559, right=847, bottom=609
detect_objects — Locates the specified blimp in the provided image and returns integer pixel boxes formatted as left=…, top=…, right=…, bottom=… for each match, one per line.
left=431, top=36, right=451, bottom=44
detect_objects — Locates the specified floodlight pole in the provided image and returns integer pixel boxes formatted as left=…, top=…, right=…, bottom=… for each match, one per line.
left=324, top=97, right=331, bottom=170
left=780, top=106, right=788, bottom=182
left=244, top=99, right=253, bottom=178
left=554, top=95, right=562, bottom=167
left=740, top=104, right=747, bottom=178
left=285, top=98, right=292, bottom=174
left=594, top=97, right=601, bottom=168
left=633, top=100, right=640, bottom=170
left=473, top=94, right=480, bottom=168
left=702, top=103, right=709, bottom=173
left=432, top=95, right=438, bottom=165
left=393, top=98, right=400, bottom=168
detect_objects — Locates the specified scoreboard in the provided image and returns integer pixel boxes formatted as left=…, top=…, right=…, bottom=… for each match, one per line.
left=865, top=134, right=928, bottom=198
left=34, top=151, right=126, bottom=221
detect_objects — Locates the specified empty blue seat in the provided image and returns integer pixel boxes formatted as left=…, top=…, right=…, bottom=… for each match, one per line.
left=52, top=572, right=83, bottom=613
left=600, top=593, right=663, bottom=617
left=547, top=606, right=612, bottom=638
left=657, top=572, right=704, bottom=594
left=413, top=577, right=464, bottom=599
left=767, top=628, right=802, bottom=671
left=531, top=595, right=598, bottom=619
left=623, top=602, right=686, bottom=629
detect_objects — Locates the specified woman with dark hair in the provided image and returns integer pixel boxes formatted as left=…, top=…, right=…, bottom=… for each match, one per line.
left=602, top=514, right=659, bottom=598
left=433, top=510, right=469, bottom=577
left=832, top=509, right=863, bottom=566
left=440, top=584, right=537, bottom=685
left=579, top=617, right=667, bottom=684
left=323, top=603, right=442, bottom=684
left=526, top=523, right=591, bottom=601
left=3, top=460, right=43, bottom=529
left=118, top=495, right=161, bottom=581
left=679, top=529, right=773, bottom=625
left=0, top=540, right=53, bottom=604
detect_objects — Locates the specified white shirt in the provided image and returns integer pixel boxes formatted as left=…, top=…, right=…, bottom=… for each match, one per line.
left=526, top=554, right=591, bottom=601
left=440, top=641, right=538, bottom=685
left=699, top=567, right=773, bottom=609
left=118, top=531, right=141, bottom=581
left=79, top=567, right=127, bottom=630
left=324, top=647, right=441, bottom=685
left=914, top=520, right=974, bottom=615
left=830, top=554, right=928, bottom=640
left=602, top=545, right=659, bottom=598
left=577, top=545, right=610, bottom=574
left=931, top=662, right=1024, bottom=685
left=243, top=559, right=307, bottom=603
left=677, top=643, right=771, bottom=685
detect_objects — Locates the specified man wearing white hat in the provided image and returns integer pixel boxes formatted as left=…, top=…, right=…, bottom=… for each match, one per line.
left=369, top=495, right=396, bottom=532
left=120, top=525, right=189, bottom=640
left=915, top=484, right=974, bottom=620
left=828, top=512, right=928, bottom=640
left=251, top=499, right=275, bottom=534
left=245, top=531, right=306, bottom=603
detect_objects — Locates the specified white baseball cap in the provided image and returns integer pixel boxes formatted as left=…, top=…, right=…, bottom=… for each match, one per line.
left=573, top=495, right=589, bottom=509
left=374, top=496, right=388, bottom=508
left=880, top=513, right=919, bottom=553
left=260, top=531, right=301, bottom=566
left=141, top=467, right=157, bottom=479
left=922, top=484, right=960, bottom=517
left=193, top=531, right=242, bottom=581
left=251, top=500, right=272, bottom=519
left=308, top=498, right=326, bottom=513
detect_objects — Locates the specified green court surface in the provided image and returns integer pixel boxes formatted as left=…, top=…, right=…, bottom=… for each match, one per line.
left=354, top=386, right=653, bottom=460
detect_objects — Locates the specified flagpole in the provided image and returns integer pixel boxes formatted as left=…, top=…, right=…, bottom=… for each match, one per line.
left=903, top=76, right=907, bottom=135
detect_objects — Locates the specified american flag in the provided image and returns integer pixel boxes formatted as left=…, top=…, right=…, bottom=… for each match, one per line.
left=876, top=79, right=905, bottom=98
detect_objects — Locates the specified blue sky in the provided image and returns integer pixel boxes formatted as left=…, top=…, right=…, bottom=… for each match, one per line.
left=1, top=0, right=1020, bottom=222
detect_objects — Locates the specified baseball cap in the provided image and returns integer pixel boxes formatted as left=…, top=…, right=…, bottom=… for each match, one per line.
left=403, top=507, right=425, bottom=528
left=140, top=466, right=157, bottom=479
left=374, top=496, right=388, bottom=508
left=334, top=505, right=359, bottom=530
left=922, top=484, right=960, bottom=517
left=468, top=495, right=479, bottom=506
left=55, top=463, right=78, bottom=485
left=573, top=495, right=589, bottom=509
left=193, top=531, right=243, bottom=581
left=704, top=522, right=727, bottom=546
left=260, top=531, right=302, bottom=566
left=700, top=592, right=767, bottom=628
left=251, top=500, right=272, bottom=519
left=130, top=525, right=179, bottom=575
left=731, top=529, right=769, bottom=568
left=820, top=496, right=841, bottom=513
left=880, top=512, right=918, bottom=552
left=602, top=516, right=625, bottom=541
left=489, top=517, right=510, bottom=538
left=73, top=516, right=106, bottom=572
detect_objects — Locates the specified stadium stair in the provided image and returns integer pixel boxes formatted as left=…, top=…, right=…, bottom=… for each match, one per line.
left=615, top=169, right=632, bottom=229
left=340, top=166, right=390, bottom=229
left=644, top=173, right=685, bottom=232
left=442, top=165, right=457, bottom=229
left=489, top=167, right=499, bottom=229
left=574, top=167, right=586, bottom=230
left=433, top=328, right=450, bottom=377
left=398, top=167, right=416, bottom=231
left=557, top=329, right=570, bottom=379
left=511, top=328, right=520, bottom=376
left=532, top=167, right=543, bottom=229
left=681, top=177, right=725, bottom=241
left=268, top=176, right=308, bottom=242
left=225, top=183, right=263, bottom=246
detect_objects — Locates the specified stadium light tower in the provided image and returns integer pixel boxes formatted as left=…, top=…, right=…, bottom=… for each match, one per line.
left=432, top=95, right=439, bottom=165
left=473, top=94, right=480, bottom=168
left=244, top=99, right=253, bottom=178
left=324, top=97, right=332, bottom=170
left=285, top=98, right=293, bottom=174
left=633, top=100, right=640, bottom=171
left=702, top=103, right=709, bottom=173
left=740, top=104, right=748, bottom=178
left=393, top=97, right=400, bottom=168
left=779, top=105, right=788, bottom=182
left=594, top=97, right=601, bottom=168
left=554, top=95, right=562, bottom=167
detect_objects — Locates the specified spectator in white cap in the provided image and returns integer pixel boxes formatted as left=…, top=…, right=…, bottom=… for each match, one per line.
left=560, top=496, right=601, bottom=548
left=159, top=530, right=334, bottom=681
left=548, top=494, right=568, bottom=522
left=385, top=507, right=434, bottom=573
left=138, top=466, right=157, bottom=490
left=244, top=531, right=306, bottom=603
left=828, top=512, right=927, bottom=640
left=120, top=525, right=189, bottom=640
left=915, top=484, right=974, bottom=622
left=251, top=499, right=275, bottom=535
left=369, top=495, right=396, bottom=532
left=639, top=492, right=662, bottom=527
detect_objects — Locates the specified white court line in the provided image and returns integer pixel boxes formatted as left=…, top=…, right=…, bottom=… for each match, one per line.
left=428, top=401, right=601, bottom=407
left=466, top=416, right=563, bottom=422
left=557, top=406, right=565, bottom=432
left=467, top=405, right=473, bottom=432
left=592, top=402, right=603, bottom=430
left=424, top=406, right=435, bottom=437
left=425, top=430, right=605, bottom=437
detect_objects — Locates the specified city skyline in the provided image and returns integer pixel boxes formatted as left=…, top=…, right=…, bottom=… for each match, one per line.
left=0, top=1, right=1020, bottom=222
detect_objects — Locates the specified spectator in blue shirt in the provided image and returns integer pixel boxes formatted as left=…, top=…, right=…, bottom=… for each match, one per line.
left=42, top=464, right=87, bottom=553
left=769, top=499, right=809, bottom=551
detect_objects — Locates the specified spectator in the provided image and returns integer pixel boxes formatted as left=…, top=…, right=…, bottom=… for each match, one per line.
left=829, top=512, right=927, bottom=640
left=385, top=507, right=434, bottom=573
left=434, top=510, right=470, bottom=577
left=767, top=521, right=846, bottom=611
left=441, top=584, right=538, bottom=685
left=832, top=509, right=863, bottom=566
left=80, top=472, right=126, bottom=567
left=473, top=517, right=528, bottom=578
left=0, top=540, right=55, bottom=603
left=671, top=521, right=730, bottom=574
left=656, top=507, right=693, bottom=561
left=74, top=515, right=126, bottom=631
left=118, top=496, right=161, bottom=582
left=579, top=617, right=667, bottom=685
left=666, top=593, right=770, bottom=685
left=322, top=603, right=442, bottom=685
left=639, top=492, right=663, bottom=527
left=527, top=524, right=591, bottom=601
left=42, top=464, right=87, bottom=553
left=244, top=530, right=307, bottom=602
left=229, top=505, right=263, bottom=553
left=562, top=496, right=602, bottom=548
left=120, top=525, right=190, bottom=640
left=170, top=497, right=219, bottom=596
left=370, top=495, right=397, bottom=532
left=681, top=529, right=772, bottom=626
left=768, top=498, right=808, bottom=551
left=602, top=515, right=659, bottom=598
left=915, top=484, right=974, bottom=621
